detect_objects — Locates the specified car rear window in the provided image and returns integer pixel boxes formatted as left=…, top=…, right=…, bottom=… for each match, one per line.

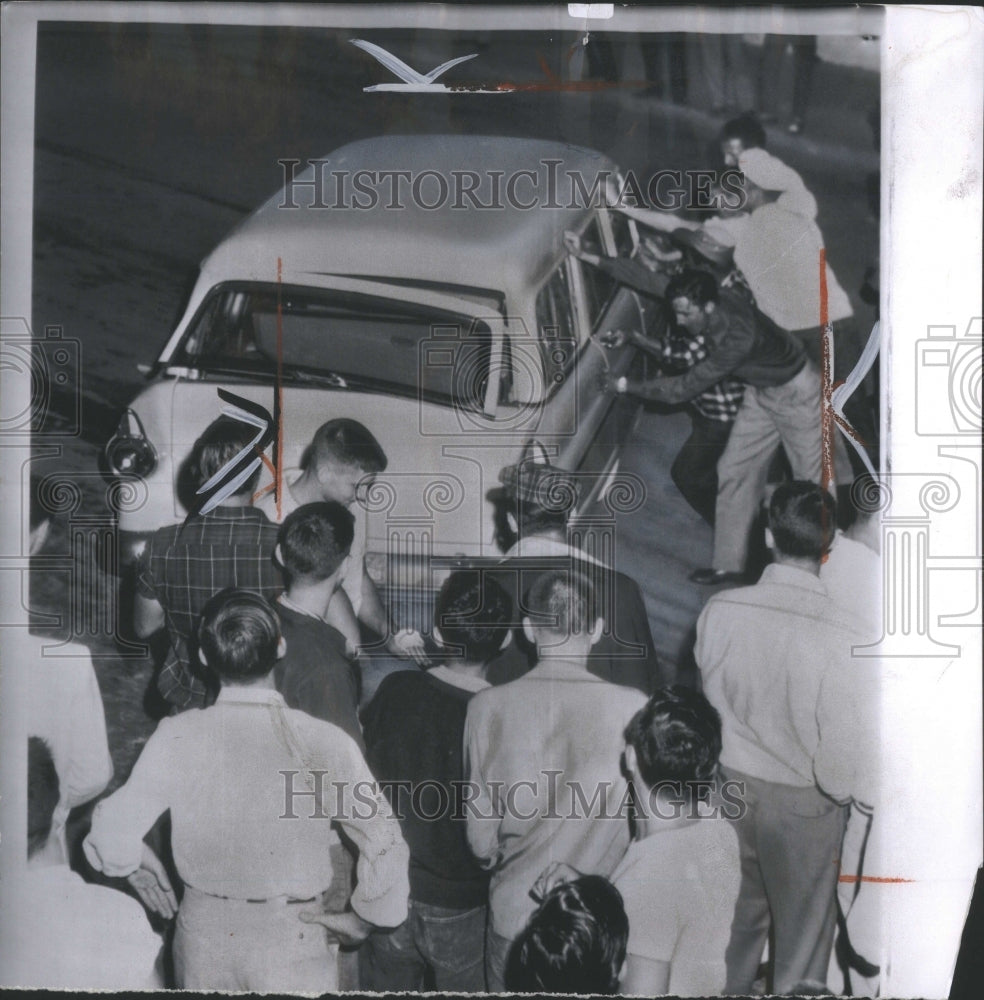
left=176, top=282, right=496, bottom=409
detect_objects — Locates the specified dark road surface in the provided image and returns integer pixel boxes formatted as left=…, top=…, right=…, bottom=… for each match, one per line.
left=28, top=23, right=879, bottom=784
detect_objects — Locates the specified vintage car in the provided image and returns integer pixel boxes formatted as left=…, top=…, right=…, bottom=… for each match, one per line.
left=105, top=134, right=650, bottom=589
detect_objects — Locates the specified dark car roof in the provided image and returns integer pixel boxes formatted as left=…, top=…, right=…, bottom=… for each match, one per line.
left=204, top=134, right=618, bottom=301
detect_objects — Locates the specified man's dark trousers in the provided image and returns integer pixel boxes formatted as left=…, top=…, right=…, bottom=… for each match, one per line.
left=671, top=412, right=733, bottom=525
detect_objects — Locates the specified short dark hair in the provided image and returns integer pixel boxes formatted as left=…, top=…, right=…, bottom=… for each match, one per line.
left=198, top=589, right=281, bottom=683
left=625, top=686, right=723, bottom=793
left=28, top=736, right=59, bottom=858
left=769, top=480, right=836, bottom=559
left=307, top=419, right=387, bottom=475
left=665, top=269, right=719, bottom=308
left=506, top=875, right=628, bottom=995
left=526, top=568, right=597, bottom=637
left=190, top=416, right=261, bottom=496
left=434, top=570, right=512, bottom=664
left=278, top=502, right=355, bottom=586
left=720, top=112, right=767, bottom=151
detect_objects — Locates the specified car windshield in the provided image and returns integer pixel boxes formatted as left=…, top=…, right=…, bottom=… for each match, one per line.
left=175, top=282, right=503, bottom=410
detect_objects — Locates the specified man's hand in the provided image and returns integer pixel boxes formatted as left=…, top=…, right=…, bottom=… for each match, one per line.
left=598, top=329, right=629, bottom=349
left=563, top=230, right=583, bottom=256
left=299, top=909, right=373, bottom=946
left=387, top=628, right=430, bottom=666
left=127, top=846, right=177, bottom=920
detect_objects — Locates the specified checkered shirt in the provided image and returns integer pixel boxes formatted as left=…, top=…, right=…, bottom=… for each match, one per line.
left=137, top=507, right=283, bottom=710
left=657, top=327, right=745, bottom=423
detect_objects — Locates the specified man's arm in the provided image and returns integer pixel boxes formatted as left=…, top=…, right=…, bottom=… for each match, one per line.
left=83, top=722, right=175, bottom=879
left=613, top=302, right=756, bottom=405
left=357, top=572, right=429, bottom=665
left=328, top=736, right=411, bottom=929
left=616, top=203, right=699, bottom=232
left=462, top=697, right=503, bottom=868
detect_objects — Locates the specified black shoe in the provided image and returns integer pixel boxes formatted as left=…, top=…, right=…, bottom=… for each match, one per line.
left=689, top=567, right=745, bottom=585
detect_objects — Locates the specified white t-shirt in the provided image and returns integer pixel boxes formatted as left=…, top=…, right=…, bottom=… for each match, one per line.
left=715, top=206, right=853, bottom=332
left=255, top=469, right=367, bottom=615
left=612, top=821, right=741, bottom=997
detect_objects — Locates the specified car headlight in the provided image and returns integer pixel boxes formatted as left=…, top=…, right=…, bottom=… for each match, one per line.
left=104, top=408, right=158, bottom=478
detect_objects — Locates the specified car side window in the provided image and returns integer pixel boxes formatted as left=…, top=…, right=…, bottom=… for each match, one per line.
left=577, top=218, right=619, bottom=332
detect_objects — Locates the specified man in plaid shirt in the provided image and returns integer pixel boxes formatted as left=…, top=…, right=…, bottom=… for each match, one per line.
left=134, top=416, right=283, bottom=711
left=565, top=223, right=747, bottom=525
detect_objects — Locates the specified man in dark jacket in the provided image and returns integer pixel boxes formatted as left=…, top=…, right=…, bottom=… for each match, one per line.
left=604, top=269, right=819, bottom=585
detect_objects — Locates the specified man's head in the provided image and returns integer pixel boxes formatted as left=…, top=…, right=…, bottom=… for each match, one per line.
left=719, top=113, right=767, bottom=167
left=768, top=480, right=837, bottom=563
left=188, top=416, right=261, bottom=498
left=665, top=270, right=719, bottom=336
left=305, top=419, right=387, bottom=507
left=276, top=501, right=355, bottom=590
left=624, top=686, right=722, bottom=804
left=198, top=588, right=283, bottom=685
left=523, top=568, right=603, bottom=656
left=28, top=736, right=59, bottom=860
left=433, top=570, right=513, bottom=667
left=505, top=875, right=628, bottom=995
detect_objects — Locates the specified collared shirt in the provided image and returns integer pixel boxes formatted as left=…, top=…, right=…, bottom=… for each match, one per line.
left=633, top=287, right=806, bottom=405
left=137, top=506, right=283, bottom=709
left=656, top=325, right=745, bottom=423
left=3, top=865, right=161, bottom=990
left=696, top=563, right=875, bottom=800
left=255, top=469, right=367, bottom=616
left=464, top=661, right=647, bottom=938
left=83, top=686, right=409, bottom=925
left=24, top=638, right=113, bottom=839
left=713, top=207, right=853, bottom=332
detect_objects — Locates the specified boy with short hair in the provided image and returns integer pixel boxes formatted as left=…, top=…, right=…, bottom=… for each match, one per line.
left=360, top=570, right=512, bottom=991
left=612, top=686, right=741, bottom=996
left=84, top=589, right=409, bottom=992
left=255, top=417, right=427, bottom=679
left=273, top=501, right=362, bottom=747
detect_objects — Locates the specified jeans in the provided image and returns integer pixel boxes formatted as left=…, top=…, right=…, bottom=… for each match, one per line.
left=360, top=898, right=487, bottom=992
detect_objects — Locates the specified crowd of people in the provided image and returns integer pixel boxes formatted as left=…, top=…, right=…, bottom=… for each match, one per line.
left=17, top=112, right=882, bottom=995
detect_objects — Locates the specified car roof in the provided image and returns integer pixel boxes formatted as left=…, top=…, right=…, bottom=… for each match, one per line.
left=203, top=134, right=617, bottom=302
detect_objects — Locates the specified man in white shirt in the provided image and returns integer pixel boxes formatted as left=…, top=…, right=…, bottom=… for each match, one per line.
left=83, top=589, right=410, bottom=991
left=464, top=568, right=647, bottom=990
left=696, top=481, right=877, bottom=994
left=1, top=737, right=161, bottom=990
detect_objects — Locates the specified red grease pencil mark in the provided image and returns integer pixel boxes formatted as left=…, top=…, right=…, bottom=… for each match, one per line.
left=838, top=875, right=915, bottom=884
left=275, top=257, right=285, bottom=521
left=820, top=248, right=833, bottom=565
